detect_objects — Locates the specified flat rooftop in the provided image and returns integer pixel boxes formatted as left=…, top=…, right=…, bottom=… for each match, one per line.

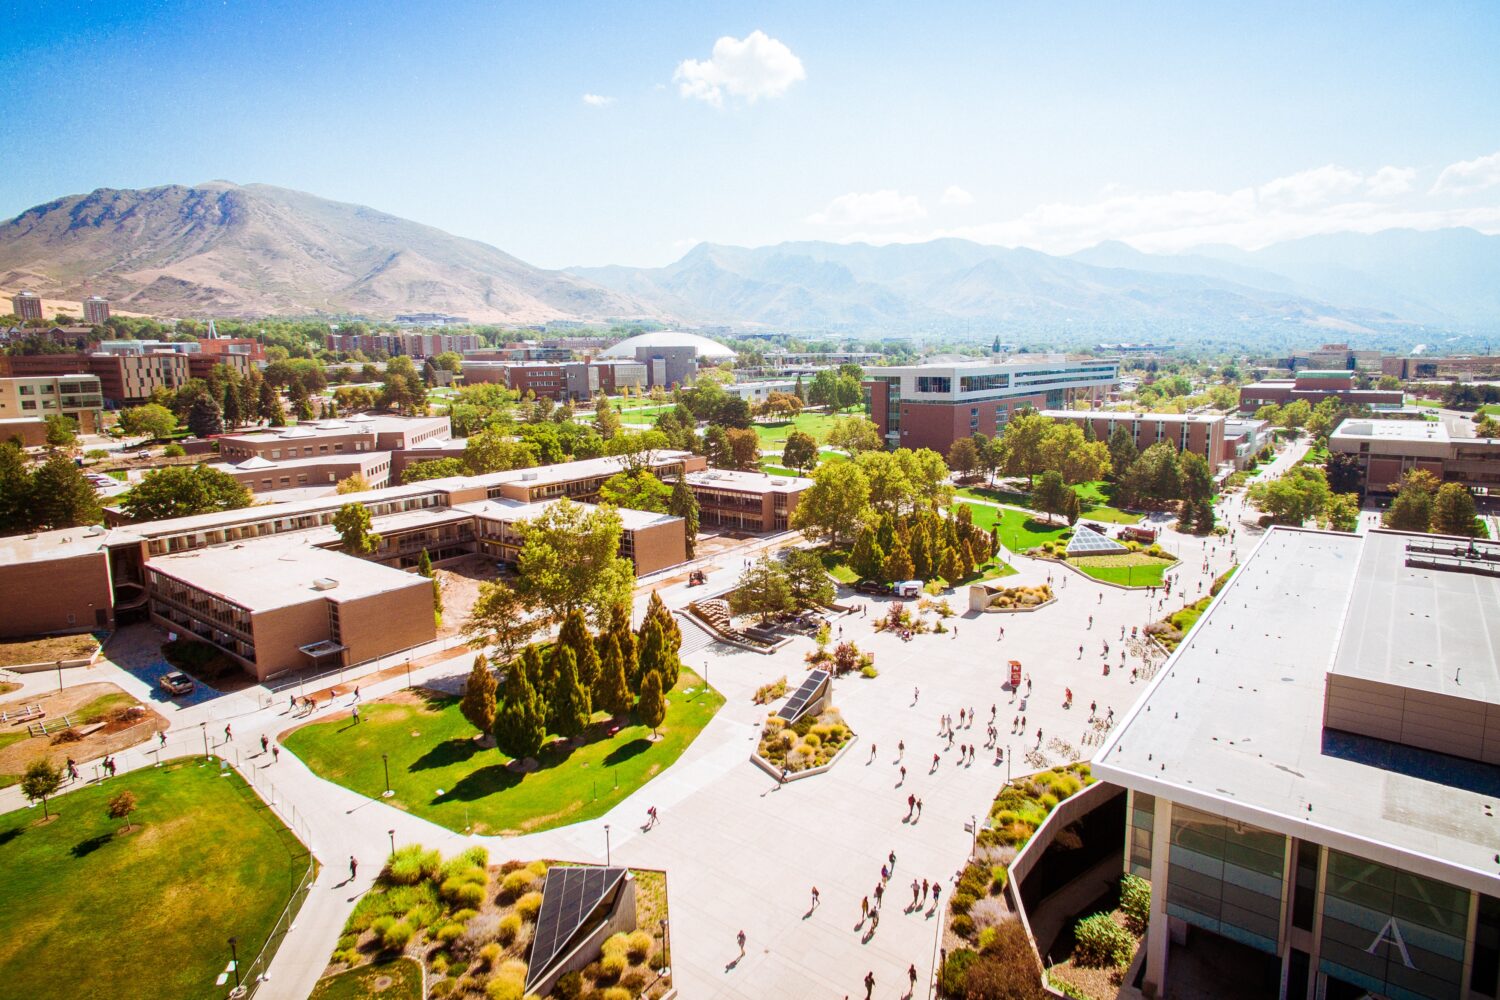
left=1330, top=419, right=1451, bottom=443
left=456, top=497, right=679, bottom=531
left=1094, top=527, right=1500, bottom=896
left=0, top=524, right=135, bottom=563
left=218, top=414, right=447, bottom=444
left=148, top=540, right=426, bottom=612
left=1041, top=409, right=1224, bottom=425
left=685, top=468, right=812, bottom=493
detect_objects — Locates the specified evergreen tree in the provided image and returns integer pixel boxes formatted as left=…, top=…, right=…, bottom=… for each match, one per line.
left=1081, top=416, right=1097, bottom=442
left=668, top=477, right=700, bottom=557
left=558, top=609, right=601, bottom=695
left=636, top=669, right=666, bottom=737
left=939, top=543, right=964, bottom=583
left=418, top=549, right=442, bottom=623
left=29, top=453, right=102, bottom=530
left=187, top=394, right=224, bottom=438
left=910, top=524, right=932, bottom=580
left=258, top=380, right=287, bottom=426
left=459, top=655, right=497, bottom=737
left=959, top=538, right=977, bottom=579
left=640, top=589, right=681, bottom=655
left=875, top=514, right=897, bottom=556
left=849, top=525, right=882, bottom=580
left=635, top=619, right=667, bottom=697
left=608, top=604, right=637, bottom=693
left=221, top=380, right=242, bottom=428
left=493, top=645, right=546, bottom=761
left=547, top=645, right=591, bottom=739
left=0, top=443, right=32, bottom=534
left=883, top=536, right=915, bottom=581
left=1107, top=425, right=1138, bottom=478
left=530, top=643, right=558, bottom=718
left=593, top=394, right=622, bottom=440
left=594, top=631, right=634, bottom=718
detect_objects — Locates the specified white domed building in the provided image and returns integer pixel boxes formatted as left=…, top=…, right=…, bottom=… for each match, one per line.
left=598, top=331, right=735, bottom=389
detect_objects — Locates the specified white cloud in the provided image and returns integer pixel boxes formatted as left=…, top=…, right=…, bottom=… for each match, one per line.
left=939, top=185, right=974, bottom=207
left=1256, top=164, right=1363, bottom=208
left=581, top=93, right=615, bottom=107
left=1431, top=151, right=1500, bottom=195
left=806, top=190, right=927, bottom=227
left=1365, top=165, right=1416, bottom=197
left=673, top=30, right=805, bottom=107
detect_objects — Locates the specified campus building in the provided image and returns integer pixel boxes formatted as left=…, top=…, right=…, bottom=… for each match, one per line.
left=682, top=468, right=811, bottom=533
left=1039, top=410, right=1226, bottom=466
left=10, top=290, right=42, bottom=322
left=862, top=357, right=1120, bottom=453
left=1328, top=419, right=1500, bottom=495
left=597, top=331, right=736, bottom=389
left=0, top=374, right=105, bottom=434
left=214, top=415, right=452, bottom=495
left=0, top=350, right=191, bottom=405
left=1383, top=355, right=1500, bottom=381
left=81, top=296, right=110, bottom=325
left=1095, top=527, right=1500, bottom=1000
left=1238, top=371, right=1403, bottom=414
left=324, top=331, right=483, bottom=356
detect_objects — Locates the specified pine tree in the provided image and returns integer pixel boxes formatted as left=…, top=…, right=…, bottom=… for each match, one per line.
left=608, top=603, right=637, bottom=689
left=940, top=543, right=964, bottom=583
left=29, top=453, right=102, bottom=530
left=635, top=619, right=666, bottom=697
left=875, top=514, right=896, bottom=556
left=222, top=380, right=242, bottom=429
left=187, top=394, right=224, bottom=438
left=910, top=526, right=932, bottom=580
left=594, top=631, right=634, bottom=718
left=459, top=655, right=497, bottom=737
left=849, top=525, right=880, bottom=580
left=883, top=537, right=915, bottom=581
left=547, top=645, right=591, bottom=739
left=637, top=668, right=666, bottom=737
left=418, top=549, right=442, bottom=624
left=259, top=380, right=286, bottom=427
left=640, top=591, right=681, bottom=656
left=558, top=609, right=601, bottom=696
left=668, top=477, right=700, bottom=557
left=493, top=645, right=546, bottom=761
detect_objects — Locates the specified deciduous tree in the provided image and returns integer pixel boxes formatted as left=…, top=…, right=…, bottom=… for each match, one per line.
left=1431, top=482, right=1481, bottom=537
left=121, top=465, right=253, bottom=522
left=782, top=430, right=818, bottom=475
left=791, top=460, right=870, bottom=546
left=334, top=502, right=381, bottom=555
left=514, top=499, right=634, bottom=628
left=21, top=758, right=62, bottom=819
left=668, top=477, right=700, bottom=557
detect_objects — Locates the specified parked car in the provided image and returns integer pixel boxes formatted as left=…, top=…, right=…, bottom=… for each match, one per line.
left=159, top=671, right=195, bottom=696
left=854, top=578, right=892, bottom=595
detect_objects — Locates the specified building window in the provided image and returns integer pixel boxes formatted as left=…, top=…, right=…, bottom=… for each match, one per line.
left=1165, top=804, right=1285, bottom=953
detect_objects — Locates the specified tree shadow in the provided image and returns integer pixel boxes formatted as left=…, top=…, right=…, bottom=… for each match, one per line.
left=0, top=828, right=20, bottom=848
left=71, top=833, right=112, bottom=858
left=603, top=738, right=651, bottom=767
left=411, top=737, right=485, bottom=772
left=438, top=763, right=523, bottom=802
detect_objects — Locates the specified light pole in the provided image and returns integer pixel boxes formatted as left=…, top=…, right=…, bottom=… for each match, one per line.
left=381, top=754, right=393, bottom=798
left=1006, top=744, right=1012, bottom=784
left=227, top=937, right=240, bottom=989
left=970, top=814, right=978, bottom=857
left=405, top=657, right=412, bottom=688
left=388, top=828, right=396, bottom=857
left=56, top=659, right=64, bottom=693
left=604, top=823, right=612, bottom=866
left=201, top=722, right=209, bottom=759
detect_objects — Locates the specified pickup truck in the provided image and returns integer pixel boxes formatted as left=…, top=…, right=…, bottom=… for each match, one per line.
left=159, top=671, right=195, bottom=696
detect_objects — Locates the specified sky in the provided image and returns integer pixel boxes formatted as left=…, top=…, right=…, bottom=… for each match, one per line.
left=1, top=0, right=1498, bottom=269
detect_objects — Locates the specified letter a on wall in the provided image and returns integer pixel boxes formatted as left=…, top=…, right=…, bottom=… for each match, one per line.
left=1365, top=917, right=1416, bottom=969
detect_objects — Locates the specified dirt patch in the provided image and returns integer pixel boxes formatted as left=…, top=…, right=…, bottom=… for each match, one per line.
left=0, top=682, right=166, bottom=780
left=432, top=557, right=501, bottom=639
left=0, top=633, right=99, bottom=668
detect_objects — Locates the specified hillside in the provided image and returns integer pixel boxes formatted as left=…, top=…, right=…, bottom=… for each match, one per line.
left=0, top=182, right=664, bottom=323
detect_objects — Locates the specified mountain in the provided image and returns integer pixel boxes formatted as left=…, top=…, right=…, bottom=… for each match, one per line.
left=0, top=182, right=663, bottom=323
left=571, top=238, right=1405, bottom=333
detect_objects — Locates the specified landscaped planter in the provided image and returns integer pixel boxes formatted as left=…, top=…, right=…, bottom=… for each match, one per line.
left=751, top=707, right=857, bottom=782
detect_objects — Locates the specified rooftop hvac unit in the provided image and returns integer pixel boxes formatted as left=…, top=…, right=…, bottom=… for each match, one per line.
left=521, top=472, right=538, bottom=481
left=311, top=578, right=339, bottom=591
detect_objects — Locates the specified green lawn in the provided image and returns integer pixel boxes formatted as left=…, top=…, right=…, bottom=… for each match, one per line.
left=955, top=481, right=1143, bottom=525
left=750, top=411, right=850, bottom=448
left=819, top=544, right=1013, bottom=586
left=759, top=462, right=801, bottom=477
left=1067, top=553, right=1175, bottom=587
left=311, top=958, right=424, bottom=1000
left=0, top=761, right=309, bottom=999
left=955, top=501, right=1072, bottom=551
left=283, top=671, right=723, bottom=836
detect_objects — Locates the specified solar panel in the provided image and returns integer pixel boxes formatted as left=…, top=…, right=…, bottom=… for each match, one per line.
left=1065, top=526, right=1128, bottom=557
left=777, top=669, right=830, bottom=722
left=526, top=866, right=628, bottom=992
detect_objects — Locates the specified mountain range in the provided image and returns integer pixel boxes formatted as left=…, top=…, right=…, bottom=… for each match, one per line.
left=1, top=182, right=1497, bottom=335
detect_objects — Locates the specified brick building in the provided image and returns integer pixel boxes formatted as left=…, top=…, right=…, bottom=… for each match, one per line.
left=0, top=374, right=104, bottom=434
left=81, top=296, right=110, bottom=325
left=1328, top=418, right=1500, bottom=495
left=1238, top=371, right=1402, bottom=413
left=1040, top=410, right=1226, bottom=466
left=10, top=290, right=42, bottom=322
left=863, top=358, right=1120, bottom=454
left=682, top=469, right=811, bottom=532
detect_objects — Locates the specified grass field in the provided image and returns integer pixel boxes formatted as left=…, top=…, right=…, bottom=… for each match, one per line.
left=0, top=762, right=308, bottom=999
left=311, top=957, right=424, bottom=1000
left=750, top=411, right=851, bottom=448
left=283, top=671, right=723, bottom=836
left=1067, top=553, right=1175, bottom=587
left=955, top=480, right=1143, bottom=525
left=956, top=501, right=1072, bottom=552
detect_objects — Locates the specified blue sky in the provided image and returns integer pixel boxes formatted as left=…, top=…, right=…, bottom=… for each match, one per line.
left=2, top=0, right=1497, bottom=267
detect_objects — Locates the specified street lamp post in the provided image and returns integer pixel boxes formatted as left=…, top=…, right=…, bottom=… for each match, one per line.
left=970, top=814, right=978, bottom=857
left=405, top=657, right=412, bottom=689
left=604, top=823, right=611, bottom=866
left=227, top=937, right=240, bottom=988
left=201, top=722, right=209, bottom=759
left=1006, top=744, right=1012, bottom=784
left=381, top=754, right=393, bottom=798
left=388, top=829, right=396, bottom=857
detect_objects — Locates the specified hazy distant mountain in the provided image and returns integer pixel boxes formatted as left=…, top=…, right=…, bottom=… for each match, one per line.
left=572, top=238, right=1407, bottom=333
left=0, top=182, right=663, bottom=323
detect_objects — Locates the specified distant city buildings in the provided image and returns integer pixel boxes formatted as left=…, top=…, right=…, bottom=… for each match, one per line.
left=597, top=331, right=736, bottom=389
left=1238, top=370, right=1402, bottom=413
left=325, top=330, right=482, bottom=357
left=10, top=290, right=42, bottom=322
left=82, top=295, right=110, bottom=325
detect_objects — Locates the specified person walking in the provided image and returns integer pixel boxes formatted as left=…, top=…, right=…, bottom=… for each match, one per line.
left=915, top=797, right=924, bottom=818
left=353, top=685, right=360, bottom=702
left=909, top=964, right=919, bottom=991
left=899, top=764, right=907, bottom=783
left=223, top=723, right=232, bottom=741
left=911, top=879, right=921, bottom=907
left=737, top=929, right=746, bottom=956
left=861, top=895, right=870, bottom=918
left=352, top=704, right=361, bottom=724
left=288, top=694, right=296, bottom=713
left=349, top=856, right=358, bottom=880
left=260, top=734, right=269, bottom=753
left=869, top=743, right=878, bottom=762
left=811, top=886, right=820, bottom=909
left=865, top=970, right=876, bottom=999
left=931, top=881, right=941, bottom=908
left=913, top=686, right=920, bottom=704
left=271, top=744, right=280, bottom=763
left=157, top=730, right=167, bottom=747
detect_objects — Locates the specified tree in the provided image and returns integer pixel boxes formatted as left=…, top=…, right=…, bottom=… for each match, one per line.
left=334, top=502, right=381, bottom=555
left=1033, top=471, right=1073, bottom=525
left=599, top=470, right=672, bottom=512
left=1325, top=452, right=1363, bottom=494
left=187, top=394, right=224, bottom=438
left=729, top=556, right=795, bottom=622
left=493, top=645, right=546, bottom=761
left=1250, top=466, right=1330, bottom=526
left=605, top=429, right=671, bottom=476
left=21, top=758, right=62, bottom=819
left=947, top=437, right=980, bottom=480
left=0, top=443, right=31, bottom=534
left=558, top=609, right=601, bottom=695
left=635, top=616, right=680, bottom=693
left=547, top=645, right=591, bottom=740
left=807, top=370, right=841, bottom=409
left=460, top=655, right=498, bottom=737
left=514, top=499, right=635, bottom=628
left=999, top=411, right=1052, bottom=485
left=402, top=458, right=465, bottom=483
left=791, top=460, right=871, bottom=546
left=641, top=589, right=681, bottom=654
left=724, top=428, right=760, bottom=470
left=464, top=428, right=538, bottom=474
left=1120, top=443, right=1182, bottom=506
left=826, top=416, right=882, bottom=455
left=593, top=394, right=622, bottom=440
left=1431, top=483, right=1481, bottom=537
left=118, top=403, right=178, bottom=440
left=1322, top=493, right=1361, bottom=533
left=418, top=549, right=443, bottom=623
left=1039, top=424, right=1110, bottom=484
left=1383, top=469, right=1440, bottom=532
left=107, top=789, right=138, bottom=832
left=939, top=542, right=964, bottom=583
left=44, top=413, right=77, bottom=448
left=783, top=548, right=835, bottom=608
left=28, top=453, right=102, bottom=530
left=121, top=465, right=252, bottom=522
left=883, top=536, right=915, bottom=582
left=702, top=425, right=731, bottom=467
left=1477, top=414, right=1500, bottom=439
left=849, top=525, right=885, bottom=580
left=594, top=631, right=634, bottom=718
left=258, top=380, right=287, bottom=427
left=221, top=378, right=243, bottom=428
left=668, top=477, right=700, bottom=558
left=636, top=669, right=666, bottom=737
left=1178, top=452, right=1215, bottom=508
left=782, top=430, right=818, bottom=476
left=465, top=581, right=540, bottom=663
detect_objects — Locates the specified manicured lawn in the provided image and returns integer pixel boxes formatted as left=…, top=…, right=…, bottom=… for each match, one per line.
left=0, top=761, right=309, bottom=999
left=759, top=462, right=801, bottom=477
left=283, top=671, right=723, bottom=836
left=311, top=957, right=424, bottom=1000
left=1068, top=553, right=1175, bottom=587
left=750, top=411, right=850, bottom=448
left=955, top=480, right=1143, bottom=525
left=955, top=501, right=1072, bottom=551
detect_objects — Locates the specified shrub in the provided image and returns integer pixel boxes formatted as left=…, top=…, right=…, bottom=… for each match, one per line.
left=499, top=869, right=535, bottom=900
left=370, top=915, right=395, bottom=938
left=939, top=948, right=978, bottom=996
left=964, top=922, right=1048, bottom=999
left=478, top=942, right=502, bottom=968
left=861, top=665, right=878, bottom=678
left=443, top=879, right=485, bottom=909
left=163, top=443, right=186, bottom=457
left=951, top=892, right=977, bottom=916
left=430, top=979, right=454, bottom=997
left=1120, top=873, right=1151, bottom=934
left=450, top=908, right=477, bottom=924
left=485, top=965, right=525, bottom=1000
left=50, top=728, right=83, bottom=745
left=525, top=860, right=549, bottom=878
left=951, top=913, right=976, bottom=939
left=625, top=929, right=653, bottom=963
left=457, top=844, right=489, bottom=868
left=601, top=933, right=629, bottom=958
left=514, top=890, right=543, bottom=920
left=1073, top=912, right=1135, bottom=968
left=435, top=922, right=466, bottom=945
left=621, top=971, right=647, bottom=992
left=497, top=913, right=522, bottom=944
left=602, top=988, right=632, bottom=1000
left=978, top=925, right=998, bottom=951
left=991, top=865, right=1009, bottom=893
left=337, top=934, right=358, bottom=951
left=599, top=953, right=628, bottom=981
left=554, top=971, right=584, bottom=999
left=431, top=954, right=449, bottom=976
left=383, top=845, right=439, bottom=886
left=381, top=919, right=414, bottom=951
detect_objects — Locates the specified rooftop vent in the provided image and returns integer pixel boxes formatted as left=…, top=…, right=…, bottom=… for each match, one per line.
left=311, top=578, right=339, bottom=591
left=520, top=472, right=538, bottom=481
